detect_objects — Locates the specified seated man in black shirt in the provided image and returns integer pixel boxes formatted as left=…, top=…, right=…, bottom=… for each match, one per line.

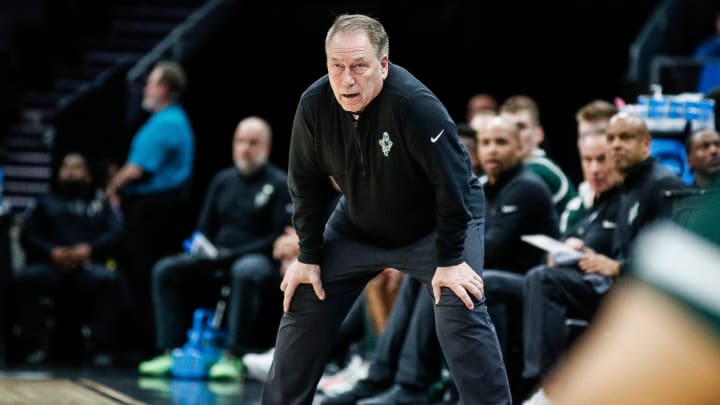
left=139, top=116, right=291, bottom=379
left=521, top=130, right=623, bottom=393
left=16, top=152, right=126, bottom=365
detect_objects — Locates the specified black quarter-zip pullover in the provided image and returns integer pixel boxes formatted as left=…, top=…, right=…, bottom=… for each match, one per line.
left=289, top=63, right=484, bottom=266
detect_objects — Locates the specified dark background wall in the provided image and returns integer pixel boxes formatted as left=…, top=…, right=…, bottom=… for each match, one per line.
left=4, top=0, right=680, bottom=217
left=181, top=0, right=662, bottom=205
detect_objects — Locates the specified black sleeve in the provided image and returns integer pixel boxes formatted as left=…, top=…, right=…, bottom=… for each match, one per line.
left=485, top=181, right=556, bottom=265
left=20, top=199, right=55, bottom=261
left=88, top=201, right=124, bottom=258
left=288, top=102, right=337, bottom=264
left=404, top=91, right=473, bottom=266
left=197, top=172, right=223, bottom=240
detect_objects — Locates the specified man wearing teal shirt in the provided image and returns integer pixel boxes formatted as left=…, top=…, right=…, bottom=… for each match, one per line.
left=106, top=60, right=195, bottom=354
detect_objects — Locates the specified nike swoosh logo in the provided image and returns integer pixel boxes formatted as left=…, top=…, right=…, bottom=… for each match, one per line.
left=430, top=129, right=445, bottom=143
left=602, top=220, right=617, bottom=229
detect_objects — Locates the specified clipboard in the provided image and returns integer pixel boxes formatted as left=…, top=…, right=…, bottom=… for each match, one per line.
left=521, top=234, right=583, bottom=262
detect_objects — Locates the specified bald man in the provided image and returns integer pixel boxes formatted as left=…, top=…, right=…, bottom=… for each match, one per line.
left=139, top=116, right=292, bottom=380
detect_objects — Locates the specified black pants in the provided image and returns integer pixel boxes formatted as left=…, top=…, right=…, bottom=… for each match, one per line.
left=522, top=265, right=603, bottom=380
left=262, top=219, right=510, bottom=405
left=122, top=189, right=191, bottom=352
left=152, top=253, right=281, bottom=355
left=367, top=276, right=442, bottom=388
left=15, top=262, right=128, bottom=351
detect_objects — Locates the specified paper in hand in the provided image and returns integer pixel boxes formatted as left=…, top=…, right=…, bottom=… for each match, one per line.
left=521, top=234, right=582, bottom=265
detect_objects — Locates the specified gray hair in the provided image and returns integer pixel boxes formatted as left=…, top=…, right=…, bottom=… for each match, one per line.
left=325, top=14, right=389, bottom=60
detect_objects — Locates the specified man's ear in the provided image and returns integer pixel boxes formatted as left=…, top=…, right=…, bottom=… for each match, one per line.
left=535, top=126, right=545, bottom=146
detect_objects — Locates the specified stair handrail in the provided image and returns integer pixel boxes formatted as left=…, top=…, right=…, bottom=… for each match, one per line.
left=126, top=0, right=237, bottom=85
left=124, top=0, right=237, bottom=125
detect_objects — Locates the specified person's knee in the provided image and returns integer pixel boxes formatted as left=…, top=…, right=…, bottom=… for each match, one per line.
left=152, top=256, right=178, bottom=283
left=435, top=302, right=493, bottom=339
left=15, top=264, right=52, bottom=285
left=483, top=270, right=511, bottom=303
left=526, top=265, right=550, bottom=286
left=93, top=267, right=122, bottom=286
left=527, top=265, right=563, bottom=298
left=231, top=254, right=272, bottom=283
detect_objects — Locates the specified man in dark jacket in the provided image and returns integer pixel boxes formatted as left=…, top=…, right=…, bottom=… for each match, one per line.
left=324, top=116, right=556, bottom=405
left=264, top=13, right=510, bottom=405
left=138, top=116, right=291, bottom=380
left=473, top=117, right=559, bottom=394
left=522, top=111, right=688, bottom=405
left=16, top=152, right=126, bottom=365
left=521, top=131, right=623, bottom=393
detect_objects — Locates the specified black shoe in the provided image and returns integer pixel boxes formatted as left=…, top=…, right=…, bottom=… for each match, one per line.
left=92, top=352, right=114, bottom=367
left=25, top=349, right=48, bottom=365
left=321, top=379, right=391, bottom=405
left=357, top=384, right=431, bottom=405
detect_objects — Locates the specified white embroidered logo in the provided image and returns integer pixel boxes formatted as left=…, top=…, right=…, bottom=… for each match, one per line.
left=379, top=132, right=393, bottom=157
left=430, top=129, right=445, bottom=143
left=602, top=220, right=617, bottom=229
left=628, top=201, right=639, bottom=225
left=254, top=183, right=275, bottom=208
left=500, top=205, right=518, bottom=214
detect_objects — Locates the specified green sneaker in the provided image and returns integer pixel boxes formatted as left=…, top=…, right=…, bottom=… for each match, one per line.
left=209, top=356, right=244, bottom=380
left=138, top=353, right=173, bottom=377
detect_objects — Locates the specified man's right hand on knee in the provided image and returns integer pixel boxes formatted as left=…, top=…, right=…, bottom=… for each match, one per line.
left=280, top=260, right=325, bottom=312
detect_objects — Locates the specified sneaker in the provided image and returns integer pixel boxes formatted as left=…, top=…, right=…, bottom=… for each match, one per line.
left=318, top=354, right=370, bottom=396
left=321, top=379, right=391, bottom=405
left=209, top=355, right=244, bottom=380
left=138, top=352, right=173, bottom=377
left=522, top=388, right=553, bottom=405
left=242, top=348, right=275, bottom=382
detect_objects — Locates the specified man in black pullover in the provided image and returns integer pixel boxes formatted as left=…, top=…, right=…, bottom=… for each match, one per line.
left=474, top=117, right=558, bottom=395
left=521, top=131, right=623, bottom=394
left=139, top=116, right=291, bottom=379
left=17, top=153, right=126, bottom=364
left=522, top=111, right=687, bottom=405
left=263, top=13, right=510, bottom=405
left=323, top=116, right=556, bottom=405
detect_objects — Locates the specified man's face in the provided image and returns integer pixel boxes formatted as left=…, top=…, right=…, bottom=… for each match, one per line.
left=58, top=154, right=92, bottom=185
left=233, top=124, right=270, bottom=176
left=326, top=31, right=388, bottom=113
left=478, top=122, right=522, bottom=182
left=606, top=118, right=650, bottom=173
left=688, top=130, right=720, bottom=175
left=579, top=135, right=619, bottom=194
left=142, top=67, right=168, bottom=112
left=500, top=110, right=542, bottom=160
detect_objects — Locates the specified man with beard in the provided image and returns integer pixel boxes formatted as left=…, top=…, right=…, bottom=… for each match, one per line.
left=16, top=153, right=126, bottom=365
left=105, top=60, right=195, bottom=353
left=139, top=116, right=291, bottom=380
left=687, top=128, right=720, bottom=189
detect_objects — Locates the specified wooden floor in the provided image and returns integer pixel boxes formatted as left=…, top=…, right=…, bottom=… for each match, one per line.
left=0, top=367, right=264, bottom=405
left=0, top=377, right=137, bottom=404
